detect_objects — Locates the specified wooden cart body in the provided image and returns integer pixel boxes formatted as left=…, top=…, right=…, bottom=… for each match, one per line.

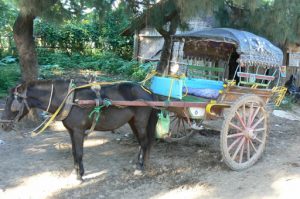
left=151, top=28, right=284, bottom=170
left=78, top=28, right=285, bottom=170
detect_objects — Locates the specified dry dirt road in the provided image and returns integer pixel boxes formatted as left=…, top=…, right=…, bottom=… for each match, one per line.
left=0, top=107, right=300, bottom=199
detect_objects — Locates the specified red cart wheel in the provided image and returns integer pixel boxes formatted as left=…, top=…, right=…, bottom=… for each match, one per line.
left=220, top=94, right=269, bottom=170
left=165, top=114, right=197, bottom=142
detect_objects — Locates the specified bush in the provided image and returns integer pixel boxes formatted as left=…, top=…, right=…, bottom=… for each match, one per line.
left=37, top=49, right=153, bottom=82
left=40, top=64, right=65, bottom=79
left=0, top=63, right=21, bottom=97
left=37, top=49, right=102, bottom=69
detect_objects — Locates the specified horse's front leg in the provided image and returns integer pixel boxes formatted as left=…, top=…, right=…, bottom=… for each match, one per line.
left=69, top=128, right=85, bottom=181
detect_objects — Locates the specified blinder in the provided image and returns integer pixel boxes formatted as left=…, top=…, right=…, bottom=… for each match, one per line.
left=10, top=85, right=30, bottom=120
left=11, top=97, right=22, bottom=112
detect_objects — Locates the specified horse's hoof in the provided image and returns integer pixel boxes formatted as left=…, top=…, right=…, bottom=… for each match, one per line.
left=67, top=170, right=84, bottom=185
left=134, top=169, right=143, bottom=176
left=77, top=176, right=84, bottom=182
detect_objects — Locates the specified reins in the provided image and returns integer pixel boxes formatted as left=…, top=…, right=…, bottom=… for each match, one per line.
left=46, top=84, right=54, bottom=112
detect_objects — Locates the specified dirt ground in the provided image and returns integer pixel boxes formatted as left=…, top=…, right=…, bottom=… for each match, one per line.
left=0, top=106, right=300, bottom=199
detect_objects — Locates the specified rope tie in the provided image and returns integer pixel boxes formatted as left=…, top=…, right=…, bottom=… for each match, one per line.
left=89, top=99, right=112, bottom=123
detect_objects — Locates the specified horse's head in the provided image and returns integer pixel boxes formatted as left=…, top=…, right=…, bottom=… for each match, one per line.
left=1, top=84, right=30, bottom=131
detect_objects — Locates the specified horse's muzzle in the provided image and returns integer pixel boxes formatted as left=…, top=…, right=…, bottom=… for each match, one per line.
left=0, top=121, right=14, bottom=132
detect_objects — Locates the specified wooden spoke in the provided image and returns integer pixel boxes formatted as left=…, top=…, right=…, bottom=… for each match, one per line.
left=227, top=132, right=244, bottom=138
left=167, top=115, right=199, bottom=142
left=182, top=119, right=187, bottom=133
left=247, top=102, right=254, bottom=127
left=249, top=139, right=257, bottom=152
left=232, top=137, right=245, bottom=161
left=228, top=136, right=242, bottom=152
left=229, top=122, right=243, bottom=132
left=242, top=104, right=246, bottom=124
left=254, top=127, right=266, bottom=132
left=169, top=121, right=177, bottom=134
left=239, top=141, right=245, bottom=163
left=254, top=137, right=263, bottom=143
left=247, top=139, right=250, bottom=160
left=250, top=106, right=260, bottom=125
left=251, top=116, right=265, bottom=129
left=170, top=116, right=177, bottom=124
left=175, top=118, right=181, bottom=137
left=235, top=111, right=246, bottom=129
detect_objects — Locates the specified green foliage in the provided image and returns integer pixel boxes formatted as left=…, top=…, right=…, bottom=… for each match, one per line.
left=40, top=64, right=65, bottom=79
left=35, top=19, right=100, bottom=53
left=99, top=4, right=133, bottom=59
left=218, top=0, right=300, bottom=47
left=0, top=0, right=18, bottom=56
left=34, top=3, right=133, bottom=59
left=0, top=63, right=20, bottom=97
left=0, top=1, right=17, bottom=32
left=37, top=49, right=151, bottom=81
left=37, top=48, right=101, bottom=69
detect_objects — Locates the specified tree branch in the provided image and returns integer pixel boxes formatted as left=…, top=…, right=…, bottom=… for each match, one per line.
left=156, top=26, right=170, bottom=38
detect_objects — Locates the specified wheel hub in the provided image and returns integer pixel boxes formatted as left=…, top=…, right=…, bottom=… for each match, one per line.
left=243, top=128, right=256, bottom=139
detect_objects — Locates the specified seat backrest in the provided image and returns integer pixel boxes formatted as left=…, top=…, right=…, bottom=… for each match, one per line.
left=187, top=65, right=225, bottom=81
left=235, top=65, right=278, bottom=88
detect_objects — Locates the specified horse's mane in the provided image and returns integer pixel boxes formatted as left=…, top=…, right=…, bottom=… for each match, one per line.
left=26, top=79, right=68, bottom=86
left=16, top=79, right=136, bottom=92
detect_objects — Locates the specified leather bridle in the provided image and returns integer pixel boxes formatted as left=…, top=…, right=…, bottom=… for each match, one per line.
left=10, top=85, right=30, bottom=122
left=8, top=83, right=54, bottom=123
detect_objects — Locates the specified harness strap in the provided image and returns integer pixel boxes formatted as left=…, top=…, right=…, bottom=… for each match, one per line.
left=85, top=99, right=112, bottom=135
left=31, top=87, right=75, bottom=136
left=46, top=84, right=54, bottom=112
left=56, top=80, right=75, bottom=121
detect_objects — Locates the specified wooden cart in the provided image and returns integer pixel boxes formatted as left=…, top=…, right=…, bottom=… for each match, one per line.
left=78, top=28, right=286, bottom=170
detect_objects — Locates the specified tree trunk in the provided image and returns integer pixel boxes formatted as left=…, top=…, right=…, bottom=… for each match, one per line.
left=13, top=13, right=38, bottom=82
left=156, top=15, right=179, bottom=74
left=13, top=13, right=40, bottom=124
left=156, top=35, right=172, bottom=74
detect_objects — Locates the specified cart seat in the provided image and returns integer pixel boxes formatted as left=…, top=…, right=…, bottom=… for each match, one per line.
left=150, top=76, right=224, bottom=99
left=237, top=72, right=276, bottom=88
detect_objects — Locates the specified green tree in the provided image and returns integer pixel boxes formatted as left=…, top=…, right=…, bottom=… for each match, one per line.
left=100, top=3, right=133, bottom=59
left=12, top=0, right=64, bottom=82
left=219, top=0, right=300, bottom=63
left=124, top=0, right=297, bottom=72
left=0, top=0, right=17, bottom=56
left=11, top=0, right=116, bottom=82
left=124, top=0, right=225, bottom=73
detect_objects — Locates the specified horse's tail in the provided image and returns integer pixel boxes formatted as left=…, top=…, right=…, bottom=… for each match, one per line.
left=147, top=108, right=159, bottom=147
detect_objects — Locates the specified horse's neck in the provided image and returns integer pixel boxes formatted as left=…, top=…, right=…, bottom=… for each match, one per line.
left=28, top=80, right=70, bottom=113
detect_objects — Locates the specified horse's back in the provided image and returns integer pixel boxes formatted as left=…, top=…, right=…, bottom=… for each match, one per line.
left=102, top=82, right=154, bottom=101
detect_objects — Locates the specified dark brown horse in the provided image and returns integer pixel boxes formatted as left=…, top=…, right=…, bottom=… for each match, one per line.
left=1, top=80, right=158, bottom=181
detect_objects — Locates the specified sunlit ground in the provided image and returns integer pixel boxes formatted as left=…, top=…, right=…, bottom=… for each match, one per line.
left=0, top=171, right=107, bottom=199
left=150, top=183, right=214, bottom=199
left=0, top=118, right=299, bottom=199
left=265, top=175, right=300, bottom=199
left=1, top=174, right=299, bottom=199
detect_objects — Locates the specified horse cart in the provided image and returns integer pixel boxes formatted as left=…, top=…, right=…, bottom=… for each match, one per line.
left=0, top=28, right=286, bottom=175
left=77, top=28, right=286, bottom=171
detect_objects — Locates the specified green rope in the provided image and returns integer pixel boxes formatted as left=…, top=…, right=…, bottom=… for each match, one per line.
left=89, top=99, right=112, bottom=123
left=164, top=100, right=170, bottom=107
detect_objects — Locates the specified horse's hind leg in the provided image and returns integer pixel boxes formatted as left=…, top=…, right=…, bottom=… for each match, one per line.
left=129, top=118, right=150, bottom=171
left=68, top=128, right=85, bottom=181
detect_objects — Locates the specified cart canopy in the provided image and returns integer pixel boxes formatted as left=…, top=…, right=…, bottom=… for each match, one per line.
left=173, top=28, right=283, bottom=68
